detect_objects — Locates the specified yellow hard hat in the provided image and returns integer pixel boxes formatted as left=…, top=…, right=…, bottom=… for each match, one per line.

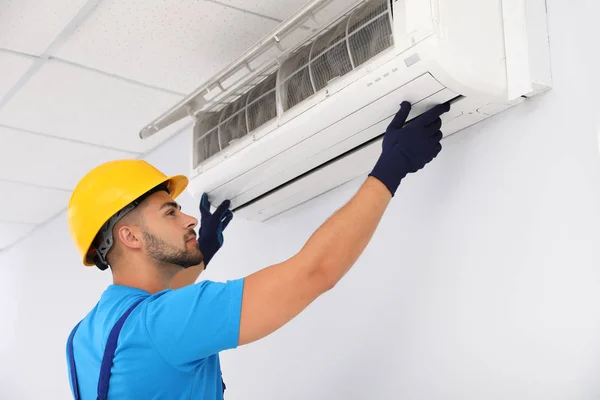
left=67, top=159, right=188, bottom=268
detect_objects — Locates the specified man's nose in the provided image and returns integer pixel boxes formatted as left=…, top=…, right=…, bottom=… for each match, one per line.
left=184, top=213, right=198, bottom=230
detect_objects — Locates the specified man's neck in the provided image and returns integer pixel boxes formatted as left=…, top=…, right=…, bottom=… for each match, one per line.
left=111, top=259, right=178, bottom=294
left=113, top=276, right=170, bottom=294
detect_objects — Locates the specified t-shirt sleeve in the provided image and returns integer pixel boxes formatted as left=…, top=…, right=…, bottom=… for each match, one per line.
left=143, top=278, right=244, bottom=368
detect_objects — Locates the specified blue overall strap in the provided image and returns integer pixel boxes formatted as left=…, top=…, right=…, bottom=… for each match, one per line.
left=67, top=321, right=83, bottom=400
left=97, top=298, right=145, bottom=400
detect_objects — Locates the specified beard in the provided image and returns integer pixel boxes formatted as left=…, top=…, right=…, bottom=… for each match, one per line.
left=142, top=230, right=203, bottom=269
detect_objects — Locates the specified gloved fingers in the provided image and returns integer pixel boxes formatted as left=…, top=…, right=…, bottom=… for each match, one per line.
left=432, top=130, right=443, bottom=142
left=221, top=210, right=233, bottom=230
left=424, top=135, right=443, bottom=155
left=423, top=142, right=443, bottom=162
left=417, top=103, right=451, bottom=125
left=415, top=123, right=442, bottom=142
left=214, top=199, right=232, bottom=218
left=200, top=193, right=212, bottom=218
left=216, top=228, right=224, bottom=246
left=411, top=145, right=440, bottom=169
left=388, top=101, right=412, bottom=130
left=424, top=117, right=442, bottom=132
left=411, top=136, right=442, bottom=160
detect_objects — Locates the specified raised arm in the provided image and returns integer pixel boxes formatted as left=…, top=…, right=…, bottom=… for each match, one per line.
left=238, top=101, right=451, bottom=346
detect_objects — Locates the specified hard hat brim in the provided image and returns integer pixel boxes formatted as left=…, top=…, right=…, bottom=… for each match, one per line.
left=164, top=174, right=189, bottom=201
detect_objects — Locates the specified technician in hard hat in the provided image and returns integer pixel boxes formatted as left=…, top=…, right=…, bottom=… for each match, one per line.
left=65, top=101, right=450, bottom=399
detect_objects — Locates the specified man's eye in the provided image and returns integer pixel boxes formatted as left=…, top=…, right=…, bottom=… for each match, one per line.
left=167, top=210, right=175, bottom=216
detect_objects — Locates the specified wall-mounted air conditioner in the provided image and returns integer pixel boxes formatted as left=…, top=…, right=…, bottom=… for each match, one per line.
left=140, top=0, right=552, bottom=221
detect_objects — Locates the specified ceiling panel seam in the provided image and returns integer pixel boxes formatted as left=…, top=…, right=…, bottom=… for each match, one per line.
left=0, top=46, right=187, bottom=97
left=0, top=61, right=45, bottom=112
left=204, top=0, right=285, bottom=24
left=0, top=218, right=50, bottom=225
left=0, top=123, right=143, bottom=155
left=0, top=0, right=104, bottom=113
left=0, top=178, right=73, bottom=193
left=0, top=221, right=37, bottom=256
left=48, top=57, right=186, bottom=96
left=0, top=48, right=39, bottom=60
left=197, top=1, right=314, bottom=32
left=0, top=221, right=37, bottom=228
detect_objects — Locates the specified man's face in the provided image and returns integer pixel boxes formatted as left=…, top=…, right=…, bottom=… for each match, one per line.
left=137, top=190, right=203, bottom=268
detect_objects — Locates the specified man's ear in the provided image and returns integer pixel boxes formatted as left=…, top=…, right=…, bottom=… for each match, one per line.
left=116, top=225, right=143, bottom=250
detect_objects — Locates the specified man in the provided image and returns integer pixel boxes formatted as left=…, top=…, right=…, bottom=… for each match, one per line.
left=65, top=101, right=450, bottom=399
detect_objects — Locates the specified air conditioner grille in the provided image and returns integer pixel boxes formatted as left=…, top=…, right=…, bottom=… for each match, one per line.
left=310, top=19, right=353, bottom=91
left=194, top=113, right=221, bottom=164
left=349, top=14, right=393, bottom=67
left=284, top=67, right=315, bottom=110
left=279, top=0, right=391, bottom=112
left=193, top=0, right=393, bottom=168
left=194, top=71, right=279, bottom=164
left=280, top=43, right=315, bottom=110
left=310, top=19, right=347, bottom=60
left=348, top=0, right=389, bottom=34
left=247, top=73, right=278, bottom=131
left=218, top=93, right=249, bottom=147
left=313, top=42, right=354, bottom=91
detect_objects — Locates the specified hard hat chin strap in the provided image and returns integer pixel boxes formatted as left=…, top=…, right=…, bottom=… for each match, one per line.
left=92, top=184, right=170, bottom=271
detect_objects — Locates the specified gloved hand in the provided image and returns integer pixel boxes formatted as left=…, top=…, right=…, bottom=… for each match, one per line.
left=368, top=101, right=450, bottom=196
left=197, top=193, right=233, bottom=268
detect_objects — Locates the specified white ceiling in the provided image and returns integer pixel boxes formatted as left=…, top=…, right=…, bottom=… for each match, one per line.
left=0, top=0, right=312, bottom=251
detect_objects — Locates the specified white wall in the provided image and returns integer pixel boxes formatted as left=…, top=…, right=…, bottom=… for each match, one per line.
left=2, top=0, right=600, bottom=398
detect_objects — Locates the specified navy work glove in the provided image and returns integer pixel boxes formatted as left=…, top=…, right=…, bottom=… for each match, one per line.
left=197, top=193, right=233, bottom=267
left=368, top=101, right=450, bottom=196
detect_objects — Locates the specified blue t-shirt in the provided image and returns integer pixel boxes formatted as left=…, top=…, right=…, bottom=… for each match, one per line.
left=66, top=278, right=244, bottom=399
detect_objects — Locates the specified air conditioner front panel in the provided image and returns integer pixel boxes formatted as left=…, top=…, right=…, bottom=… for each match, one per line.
left=234, top=133, right=386, bottom=221
left=222, top=81, right=461, bottom=210
left=231, top=96, right=523, bottom=222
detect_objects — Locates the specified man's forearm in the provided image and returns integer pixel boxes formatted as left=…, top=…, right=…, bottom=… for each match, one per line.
left=298, top=176, right=392, bottom=287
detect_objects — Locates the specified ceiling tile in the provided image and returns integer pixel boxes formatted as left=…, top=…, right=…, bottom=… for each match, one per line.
left=0, top=221, right=36, bottom=250
left=0, top=181, right=71, bottom=225
left=0, top=126, right=137, bottom=191
left=218, top=0, right=312, bottom=20
left=218, top=0, right=363, bottom=25
left=0, top=52, right=35, bottom=100
left=0, top=60, right=188, bottom=153
left=54, top=0, right=281, bottom=93
left=0, top=0, right=87, bottom=55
